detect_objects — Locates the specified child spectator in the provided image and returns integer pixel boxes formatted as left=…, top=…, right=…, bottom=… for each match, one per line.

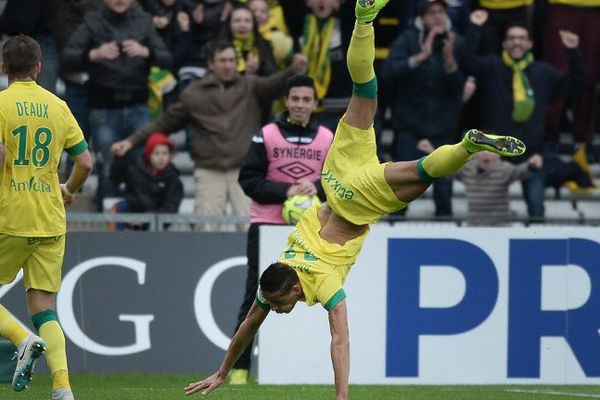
left=110, top=133, right=183, bottom=230
left=455, top=151, right=543, bottom=226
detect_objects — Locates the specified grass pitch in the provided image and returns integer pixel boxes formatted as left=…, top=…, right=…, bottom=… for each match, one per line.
left=0, top=373, right=599, bottom=399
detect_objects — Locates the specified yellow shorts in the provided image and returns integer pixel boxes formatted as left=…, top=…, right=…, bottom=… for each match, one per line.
left=0, top=234, right=65, bottom=292
left=321, top=117, right=406, bottom=225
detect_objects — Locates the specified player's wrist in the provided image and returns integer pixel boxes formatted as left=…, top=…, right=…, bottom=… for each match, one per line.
left=60, top=183, right=74, bottom=197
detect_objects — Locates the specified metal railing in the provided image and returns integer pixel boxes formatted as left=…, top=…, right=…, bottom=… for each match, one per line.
left=66, top=212, right=600, bottom=232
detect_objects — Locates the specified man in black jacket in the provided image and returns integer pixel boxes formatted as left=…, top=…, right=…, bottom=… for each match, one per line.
left=381, top=0, right=465, bottom=217
left=61, top=0, right=172, bottom=210
left=464, top=10, right=584, bottom=221
left=229, top=75, right=333, bottom=385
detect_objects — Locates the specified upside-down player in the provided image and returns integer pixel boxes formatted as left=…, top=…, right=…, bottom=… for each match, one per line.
left=185, top=0, right=526, bottom=398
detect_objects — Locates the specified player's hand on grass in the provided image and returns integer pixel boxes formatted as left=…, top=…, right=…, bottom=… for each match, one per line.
left=185, top=372, right=225, bottom=396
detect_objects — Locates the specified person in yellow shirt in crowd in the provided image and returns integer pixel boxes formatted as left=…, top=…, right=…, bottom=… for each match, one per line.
left=184, top=0, right=526, bottom=398
left=0, top=35, right=92, bottom=400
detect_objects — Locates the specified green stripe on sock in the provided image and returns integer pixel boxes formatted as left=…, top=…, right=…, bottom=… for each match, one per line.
left=417, top=157, right=436, bottom=183
left=353, top=77, right=377, bottom=99
left=31, top=310, right=57, bottom=332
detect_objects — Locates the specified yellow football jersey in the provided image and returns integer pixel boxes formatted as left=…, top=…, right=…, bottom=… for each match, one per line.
left=257, top=204, right=368, bottom=312
left=0, top=81, right=87, bottom=237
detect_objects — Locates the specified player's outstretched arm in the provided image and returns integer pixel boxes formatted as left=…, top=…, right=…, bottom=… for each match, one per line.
left=185, top=302, right=269, bottom=396
left=329, top=300, right=350, bottom=400
left=344, top=0, right=389, bottom=130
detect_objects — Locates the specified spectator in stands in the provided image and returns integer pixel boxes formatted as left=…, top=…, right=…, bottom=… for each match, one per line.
left=140, top=0, right=182, bottom=49
left=173, top=0, right=231, bottom=84
left=0, top=0, right=61, bottom=93
left=61, top=0, right=172, bottom=211
left=476, top=0, right=532, bottom=55
left=110, top=132, right=183, bottom=230
left=215, top=5, right=277, bottom=77
left=47, top=0, right=103, bottom=179
left=417, top=140, right=543, bottom=225
left=381, top=0, right=466, bottom=217
left=542, top=0, right=600, bottom=159
left=248, top=0, right=293, bottom=69
left=464, top=10, right=585, bottom=221
left=296, top=0, right=354, bottom=131
left=111, top=40, right=308, bottom=231
left=229, top=75, right=333, bottom=385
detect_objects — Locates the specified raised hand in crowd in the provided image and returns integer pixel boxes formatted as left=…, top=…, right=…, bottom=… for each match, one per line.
left=559, top=30, right=579, bottom=49
left=153, top=15, right=170, bottom=29
left=177, top=11, right=191, bottom=32
left=470, top=9, right=488, bottom=27
left=443, top=32, right=457, bottom=71
left=121, top=39, right=150, bottom=58
left=414, top=25, right=445, bottom=65
left=417, top=139, right=435, bottom=154
left=528, top=154, right=543, bottom=169
left=192, top=3, right=204, bottom=24
left=89, top=41, right=119, bottom=61
left=463, top=76, right=477, bottom=103
left=291, top=54, right=308, bottom=74
left=220, top=1, right=233, bottom=22
left=111, top=139, right=133, bottom=157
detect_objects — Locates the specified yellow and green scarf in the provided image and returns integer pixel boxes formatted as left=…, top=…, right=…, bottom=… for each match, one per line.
left=302, top=14, right=336, bottom=99
left=502, top=50, right=535, bottom=123
left=234, top=35, right=260, bottom=74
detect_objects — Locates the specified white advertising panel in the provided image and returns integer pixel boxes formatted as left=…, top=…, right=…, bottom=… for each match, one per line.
left=258, top=226, right=600, bottom=384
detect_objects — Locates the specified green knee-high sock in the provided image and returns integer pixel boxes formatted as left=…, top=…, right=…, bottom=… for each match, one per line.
left=32, top=310, right=70, bottom=390
left=419, top=143, right=472, bottom=181
left=347, top=23, right=377, bottom=98
left=0, top=305, right=29, bottom=346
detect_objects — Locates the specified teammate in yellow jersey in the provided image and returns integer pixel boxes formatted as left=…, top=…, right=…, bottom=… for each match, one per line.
left=185, top=0, right=526, bottom=398
left=0, top=35, right=92, bottom=400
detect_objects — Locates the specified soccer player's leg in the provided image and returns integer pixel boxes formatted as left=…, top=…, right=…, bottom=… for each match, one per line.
left=385, top=130, right=526, bottom=202
left=343, top=0, right=390, bottom=130
left=25, top=236, right=74, bottom=399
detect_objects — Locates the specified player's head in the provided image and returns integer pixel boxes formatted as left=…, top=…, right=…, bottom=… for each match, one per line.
left=207, top=40, right=238, bottom=83
left=1, top=35, right=42, bottom=81
left=503, top=23, right=532, bottom=60
left=284, top=75, right=318, bottom=126
left=259, top=262, right=302, bottom=314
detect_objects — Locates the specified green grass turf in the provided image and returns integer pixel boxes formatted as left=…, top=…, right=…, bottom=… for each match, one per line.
left=1, top=374, right=599, bottom=399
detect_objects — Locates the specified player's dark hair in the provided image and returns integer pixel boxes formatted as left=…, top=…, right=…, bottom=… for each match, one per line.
left=285, top=75, right=317, bottom=100
left=207, top=40, right=235, bottom=61
left=503, top=21, right=532, bottom=41
left=260, top=262, right=299, bottom=294
left=2, top=35, right=41, bottom=77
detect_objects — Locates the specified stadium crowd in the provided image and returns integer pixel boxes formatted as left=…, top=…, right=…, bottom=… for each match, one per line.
left=0, top=0, right=599, bottom=226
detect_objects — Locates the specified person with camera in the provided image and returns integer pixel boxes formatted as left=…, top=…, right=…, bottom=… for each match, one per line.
left=61, top=0, right=172, bottom=210
left=381, top=0, right=466, bottom=218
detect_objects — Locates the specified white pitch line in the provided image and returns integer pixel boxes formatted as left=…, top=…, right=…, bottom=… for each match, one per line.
left=505, top=389, right=600, bottom=398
